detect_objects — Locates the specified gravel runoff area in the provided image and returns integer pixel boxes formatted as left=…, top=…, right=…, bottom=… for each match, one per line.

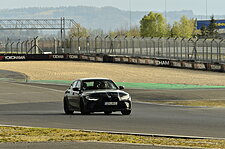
left=0, top=61, right=225, bottom=86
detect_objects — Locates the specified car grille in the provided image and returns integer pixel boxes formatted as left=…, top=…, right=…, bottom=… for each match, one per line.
left=89, top=92, right=119, bottom=102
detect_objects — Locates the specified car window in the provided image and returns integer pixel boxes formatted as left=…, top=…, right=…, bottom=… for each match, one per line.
left=76, top=81, right=81, bottom=89
left=72, top=81, right=77, bottom=88
left=82, top=80, right=118, bottom=90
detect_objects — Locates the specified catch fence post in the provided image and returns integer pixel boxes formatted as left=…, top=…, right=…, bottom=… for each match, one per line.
left=203, top=39, right=207, bottom=62
left=21, top=41, right=25, bottom=54
left=16, top=41, right=20, bottom=54
left=5, top=43, right=9, bottom=54
left=10, top=42, right=14, bottom=54
left=181, top=38, right=185, bottom=60
left=132, top=36, right=136, bottom=56
left=219, top=39, right=224, bottom=63
left=174, top=37, right=178, bottom=59
left=95, top=36, right=99, bottom=54
left=210, top=39, right=215, bottom=63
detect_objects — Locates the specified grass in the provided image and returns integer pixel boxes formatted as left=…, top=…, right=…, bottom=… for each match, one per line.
left=145, top=100, right=225, bottom=107
left=0, top=126, right=225, bottom=148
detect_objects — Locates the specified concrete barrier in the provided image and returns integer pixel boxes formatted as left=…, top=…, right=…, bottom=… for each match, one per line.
left=182, top=62, right=193, bottom=69
left=89, top=56, right=96, bottom=61
left=113, top=57, right=122, bottom=63
left=0, top=53, right=224, bottom=73
left=96, top=56, right=103, bottom=62
left=129, top=57, right=138, bottom=64
left=121, top=57, right=129, bottom=63
left=80, top=55, right=89, bottom=61
left=138, top=58, right=147, bottom=64
left=67, top=55, right=79, bottom=60
left=210, top=64, right=222, bottom=71
left=146, top=59, right=155, bottom=65
left=155, top=59, right=170, bottom=66
left=222, top=64, right=225, bottom=72
left=171, top=61, right=182, bottom=67
left=193, top=63, right=206, bottom=70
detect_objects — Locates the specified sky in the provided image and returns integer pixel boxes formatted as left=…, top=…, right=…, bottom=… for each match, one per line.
left=1, top=0, right=225, bottom=15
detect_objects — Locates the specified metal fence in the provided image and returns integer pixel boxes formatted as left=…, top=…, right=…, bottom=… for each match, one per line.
left=0, top=36, right=225, bottom=64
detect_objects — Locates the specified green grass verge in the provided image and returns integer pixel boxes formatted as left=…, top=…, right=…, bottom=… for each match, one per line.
left=146, top=100, right=225, bottom=108
left=28, top=80, right=225, bottom=90
left=0, top=126, right=225, bottom=148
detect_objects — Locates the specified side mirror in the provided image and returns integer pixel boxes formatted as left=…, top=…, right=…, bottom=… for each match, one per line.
left=73, top=88, right=80, bottom=91
left=119, top=86, right=125, bottom=90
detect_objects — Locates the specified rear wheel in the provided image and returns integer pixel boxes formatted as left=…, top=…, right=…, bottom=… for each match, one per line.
left=80, top=100, right=90, bottom=115
left=104, top=111, right=112, bottom=115
left=121, top=110, right=131, bottom=115
left=64, top=98, right=74, bottom=115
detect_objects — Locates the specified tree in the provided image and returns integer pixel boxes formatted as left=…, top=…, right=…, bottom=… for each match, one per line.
left=127, top=26, right=140, bottom=37
left=140, top=11, right=169, bottom=37
left=171, top=21, right=181, bottom=37
left=108, top=26, right=140, bottom=37
left=207, top=16, right=218, bottom=38
left=68, top=24, right=89, bottom=38
left=171, top=16, right=195, bottom=38
left=200, top=25, right=208, bottom=38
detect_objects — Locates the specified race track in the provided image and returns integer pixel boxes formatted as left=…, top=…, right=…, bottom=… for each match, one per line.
left=1, top=81, right=225, bottom=138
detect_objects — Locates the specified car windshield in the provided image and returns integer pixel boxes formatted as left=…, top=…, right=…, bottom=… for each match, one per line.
left=81, top=80, right=118, bottom=90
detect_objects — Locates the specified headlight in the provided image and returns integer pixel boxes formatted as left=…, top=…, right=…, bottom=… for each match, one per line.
left=85, top=96, right=99, bottom=101
left=119, top=94, right=131, bottom=101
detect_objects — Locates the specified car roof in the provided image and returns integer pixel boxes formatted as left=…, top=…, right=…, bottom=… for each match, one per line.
left=78, top=78, right=112, bottom=81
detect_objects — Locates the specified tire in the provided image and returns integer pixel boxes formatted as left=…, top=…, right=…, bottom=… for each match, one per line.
left=80, top=100, right=90, bottom=115
left=121, top=110, right=131, bottom=115
left=64, top=98, right=74, bottom=115
left=104, top=111, right=112, bottom=115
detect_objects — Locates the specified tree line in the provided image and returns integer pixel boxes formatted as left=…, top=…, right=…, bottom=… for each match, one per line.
left=69, top=11, right=219, bottom=39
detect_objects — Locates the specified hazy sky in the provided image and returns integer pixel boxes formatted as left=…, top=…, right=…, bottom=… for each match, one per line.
left=1, top=0, right=225, bottom=15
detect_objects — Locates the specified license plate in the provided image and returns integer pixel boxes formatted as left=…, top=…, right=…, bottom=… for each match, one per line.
left=104, top=102, right=118, bottom=106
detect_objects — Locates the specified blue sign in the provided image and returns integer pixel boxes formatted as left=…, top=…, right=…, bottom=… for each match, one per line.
left=197, top=20, right=225, bottom=29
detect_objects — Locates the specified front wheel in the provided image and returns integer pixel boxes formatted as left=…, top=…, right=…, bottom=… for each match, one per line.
left=121, top=110, right=131, bottom=115
left=80, top=100, right=90, bottom=115
left=64, top=98, right=74, bottom=115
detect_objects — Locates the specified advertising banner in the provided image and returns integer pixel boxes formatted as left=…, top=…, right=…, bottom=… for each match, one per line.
left=4, top=55, right=26, bottom=60
left=197, top=20, right=225, bottom=29
left=0, top=56, right=4, bottom=61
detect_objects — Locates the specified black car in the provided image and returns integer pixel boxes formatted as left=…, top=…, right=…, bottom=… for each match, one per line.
left=63, top=78, right=132, bottom=115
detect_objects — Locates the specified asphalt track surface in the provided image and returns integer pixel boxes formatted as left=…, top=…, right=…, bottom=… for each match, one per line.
left=0, top=81, right=225, bottom=140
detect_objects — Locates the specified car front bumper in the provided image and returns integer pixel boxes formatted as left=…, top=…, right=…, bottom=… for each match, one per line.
left=84, top=99, right=132, bottom=112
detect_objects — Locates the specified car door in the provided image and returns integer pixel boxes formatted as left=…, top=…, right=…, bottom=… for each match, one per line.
left=67, top=81, right=79, bottom=109
left=73, top=80, right=82, bottom=109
